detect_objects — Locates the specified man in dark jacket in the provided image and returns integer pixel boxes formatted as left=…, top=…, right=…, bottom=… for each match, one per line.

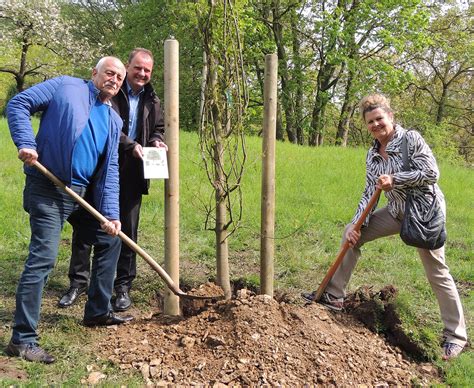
left=6, top=57, right=133, bottom=364
left=59, top=48, right=166, bottom=311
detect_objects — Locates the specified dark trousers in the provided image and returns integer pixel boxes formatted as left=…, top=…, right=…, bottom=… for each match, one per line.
left=68, top=186, right=142, bottom=292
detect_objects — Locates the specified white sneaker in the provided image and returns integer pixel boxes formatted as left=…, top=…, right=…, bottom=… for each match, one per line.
left=442, top=342, right=464, bottom=360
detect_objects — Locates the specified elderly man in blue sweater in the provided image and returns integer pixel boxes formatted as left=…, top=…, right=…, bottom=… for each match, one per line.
left=6, top=56, right=133, bottom=364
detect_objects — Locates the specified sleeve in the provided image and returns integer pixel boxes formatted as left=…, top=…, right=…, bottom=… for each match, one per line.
left=391, top=130, right=439, bottom=189
left=147, top=97, right=165, bottom=145
left=7, top=77, right=63, bottom=150
left=120, top=131, right=136, bottom=153
left=99, top=116, right=121, bottom=220
left=351, top=150, right=380, bottom=226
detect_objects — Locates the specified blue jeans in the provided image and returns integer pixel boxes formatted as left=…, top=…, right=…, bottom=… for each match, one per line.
left=12, top=175, right=121, bottom=344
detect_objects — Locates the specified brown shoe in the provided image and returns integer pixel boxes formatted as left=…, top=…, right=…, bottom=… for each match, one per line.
left=6, top=341, right=55, bottom=364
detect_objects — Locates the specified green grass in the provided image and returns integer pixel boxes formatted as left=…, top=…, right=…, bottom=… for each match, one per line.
left=0, top=118, right=472, bottom=385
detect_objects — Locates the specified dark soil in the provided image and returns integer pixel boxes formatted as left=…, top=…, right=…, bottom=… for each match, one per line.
left=94, top=283, right=441, bottom=386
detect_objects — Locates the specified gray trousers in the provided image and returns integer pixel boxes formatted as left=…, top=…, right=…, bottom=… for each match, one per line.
left=325, top=206, right=467, bottom=346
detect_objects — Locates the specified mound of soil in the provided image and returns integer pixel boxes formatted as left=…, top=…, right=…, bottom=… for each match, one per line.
left=96, top=284, right=440, bottom=386
left=345, top=285, right=428, bottom=360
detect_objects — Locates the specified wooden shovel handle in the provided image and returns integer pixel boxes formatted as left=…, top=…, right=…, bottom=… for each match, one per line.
left=33, top=161, right=211, bottom=300
left=313, top=188, right=382, bottom=301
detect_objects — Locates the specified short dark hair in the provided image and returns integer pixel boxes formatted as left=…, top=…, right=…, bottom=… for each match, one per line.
left=128, top=48, right=154, bottom=64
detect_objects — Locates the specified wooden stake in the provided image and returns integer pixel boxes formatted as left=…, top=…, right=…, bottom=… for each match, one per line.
left=164, top=38, right=180, bottom=315
left=260, top=54, right=278, bottom=297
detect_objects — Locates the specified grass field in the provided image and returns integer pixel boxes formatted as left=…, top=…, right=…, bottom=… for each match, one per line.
left=0, top=118, right=472, bottom=385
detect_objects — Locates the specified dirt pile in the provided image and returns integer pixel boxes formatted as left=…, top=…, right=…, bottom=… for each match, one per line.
left=96, top=286, right=440, bottom=386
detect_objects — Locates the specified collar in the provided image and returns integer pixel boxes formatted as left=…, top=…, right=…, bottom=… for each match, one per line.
left=371, top=124, right=405, bottom=154
left=126, top=80, right=144, bottom=97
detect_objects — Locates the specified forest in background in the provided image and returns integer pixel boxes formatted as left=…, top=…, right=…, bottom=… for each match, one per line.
left=0, top=0, right=472, bottom=163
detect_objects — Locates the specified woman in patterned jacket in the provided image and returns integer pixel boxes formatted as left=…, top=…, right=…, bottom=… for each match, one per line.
left=308, top=94, right=467, bottom=360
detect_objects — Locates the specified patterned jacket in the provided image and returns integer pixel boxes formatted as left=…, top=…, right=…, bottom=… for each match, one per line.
left=352, top=124, right=445, bottom=226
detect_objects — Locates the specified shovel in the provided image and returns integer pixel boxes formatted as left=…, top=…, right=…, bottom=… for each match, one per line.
left=312, top=188, right=382, bottom=302
left=34, top=161, right=221, bottom=300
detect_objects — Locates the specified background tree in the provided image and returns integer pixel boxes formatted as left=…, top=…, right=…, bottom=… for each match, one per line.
left=199, top=0, right=249, bottom=298
left=304, top=0, right=429, bottom=146
left=0, top=0, right=100, bottom=93
left=1, top=0, right=471, bottom=163
left=403, top=2, right=473, bottom=161
left=111, top=0, right=204, bottom=130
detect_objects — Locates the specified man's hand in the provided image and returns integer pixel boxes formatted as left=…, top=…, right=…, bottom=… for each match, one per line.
left=151, top=140, right=168, bottom=151
left=377, top=174, right=394, bottom=192
left=133, top=141, right=167, bottom=159
left=132, top=143, right=144, bottom=160
left=101, top=220, right=121, bottom=236
left=345, top=224, right=361, bottom=247
left=18, top=148, right=38, bottom=166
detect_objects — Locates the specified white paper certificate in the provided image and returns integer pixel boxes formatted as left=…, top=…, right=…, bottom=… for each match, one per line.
left=143, top=147, right=169, bottom=179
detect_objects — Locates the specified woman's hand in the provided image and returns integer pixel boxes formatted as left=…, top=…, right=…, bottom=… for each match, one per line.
left=377, top=174, right=394, bottom=192
left=345, top=225, right=361, bottom=247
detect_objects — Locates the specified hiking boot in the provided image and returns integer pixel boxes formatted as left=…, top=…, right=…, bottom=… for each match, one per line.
left=319, top=292, right=344, bottom=311
left=5, top=341, right=55, bottom=364
left=442, top=342, right=464, bottom=360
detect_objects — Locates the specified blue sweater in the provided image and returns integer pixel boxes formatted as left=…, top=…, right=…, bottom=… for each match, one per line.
left=7, top=76, right=122, bottom=220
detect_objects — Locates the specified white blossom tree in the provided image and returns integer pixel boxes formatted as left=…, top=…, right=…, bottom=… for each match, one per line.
left=0, top=0, right=104, bottom=92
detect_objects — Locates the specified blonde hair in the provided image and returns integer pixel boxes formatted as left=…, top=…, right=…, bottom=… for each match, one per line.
left=359, top=94, right=393, bottom=121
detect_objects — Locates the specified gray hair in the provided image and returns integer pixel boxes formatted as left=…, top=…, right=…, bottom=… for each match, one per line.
left=95, top=56, right=125, bottom=73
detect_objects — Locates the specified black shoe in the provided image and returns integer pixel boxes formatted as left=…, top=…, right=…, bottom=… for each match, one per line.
left=114, top=291, right=132, bottom=311
left=6, top=341, right=55, bottom=364
left=58, top=286, right=88, bottom=308
left=83, top=311, right=134, bottom=327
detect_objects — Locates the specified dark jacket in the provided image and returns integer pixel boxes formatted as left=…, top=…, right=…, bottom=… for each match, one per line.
left=112, top=80, right=165, bottom=195
left=7, top=76, right=121, bottom=220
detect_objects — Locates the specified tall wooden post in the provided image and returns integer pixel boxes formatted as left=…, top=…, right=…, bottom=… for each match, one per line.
left=260, top=54, right=278, bottom=297
left=164, top=38, right=180, bottom=315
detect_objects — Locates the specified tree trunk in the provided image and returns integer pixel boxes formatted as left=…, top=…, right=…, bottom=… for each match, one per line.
left=214, top=139, right=231, bottom=300
left=17, top=34, right=29, bottom=92
left=210, top=66, right=231, bottom=299
left=336, top=72, right=355, bottom=146
left=276, top=102, right=284, bottom=141
left=310, top=88, right=330, bottom=146
left=271, top=0, right=296, bottom=143
left=291, top=7, right=304, bottom=145
left=309, top=54, right=339, bottom=146
left=436, top=81, right=448, bottom=125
